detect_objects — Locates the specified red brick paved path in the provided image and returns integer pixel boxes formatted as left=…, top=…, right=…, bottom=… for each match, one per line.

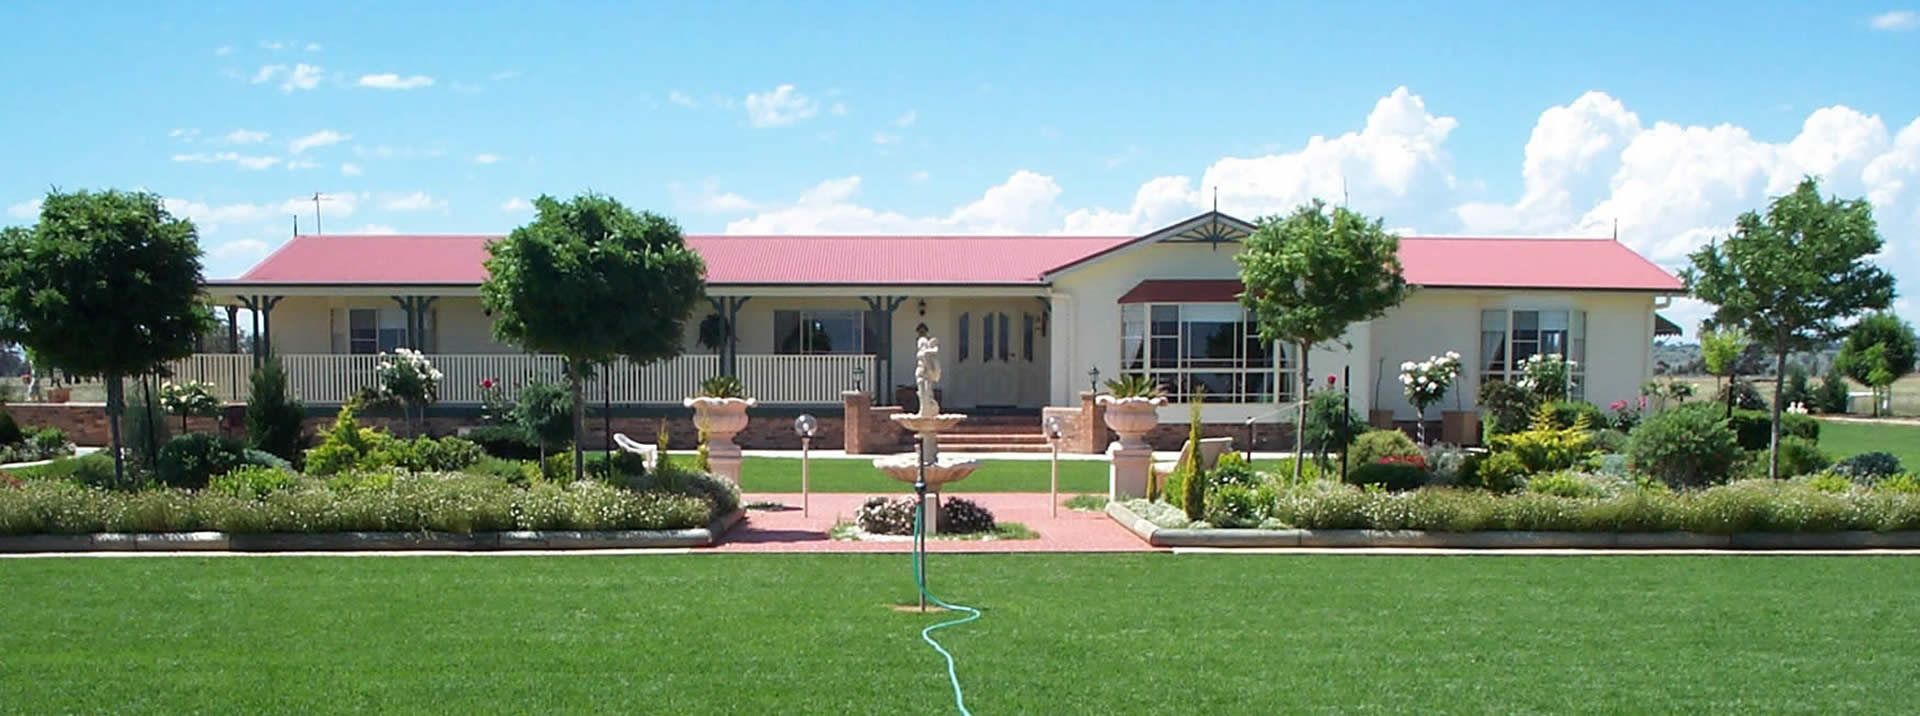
left=713, top=492, right=1156, bottom=553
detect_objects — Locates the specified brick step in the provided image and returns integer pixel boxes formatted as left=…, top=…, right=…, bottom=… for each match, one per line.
left=939, top=425, right=1043, bottom=435
left=941, top=442, right=1056, bottom=453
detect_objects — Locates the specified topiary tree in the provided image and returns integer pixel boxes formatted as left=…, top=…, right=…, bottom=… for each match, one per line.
left=0, top=190, right=214, bottom=487
left=1834, top=312, right=1917, bottom=417
left=1684, top=177, right=1896, bottom=479
left=481, top=194, right=707, bottom=482
left=513, top=379, right=573, bottom=466
left=246, top=356, right=308, bottom=466
left=1237, top=200, right=1409, bottom=484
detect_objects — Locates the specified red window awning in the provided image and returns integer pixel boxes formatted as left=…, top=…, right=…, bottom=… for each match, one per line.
left=1116, top=279, right=1246, bottom=304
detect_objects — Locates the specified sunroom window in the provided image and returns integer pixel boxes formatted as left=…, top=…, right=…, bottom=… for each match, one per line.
left=1480, top=308, right=1585, bottom=399
left=774, top=310, right=880, bottom=355
left=1120, top=302, right=1290, bottom=403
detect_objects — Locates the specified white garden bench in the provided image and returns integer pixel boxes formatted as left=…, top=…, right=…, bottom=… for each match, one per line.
left=612, top=433, right=660, bottom=466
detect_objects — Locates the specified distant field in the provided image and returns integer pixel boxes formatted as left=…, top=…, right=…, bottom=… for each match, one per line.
left=1666, top=374, right=1919, bottom=417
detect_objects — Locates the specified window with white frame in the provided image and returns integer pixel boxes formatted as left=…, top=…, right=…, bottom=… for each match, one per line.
left=1120, top=303, right=1290, bottom=403
left=774, top=310, right=880, bottom=355
left=1480, top=308, right=1586, bottom=398
left=333, top=308, right=420, bottom=355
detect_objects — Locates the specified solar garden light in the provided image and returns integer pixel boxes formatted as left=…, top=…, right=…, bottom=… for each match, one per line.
left=794, top=414, right=818, bottom=517
left=1044, top=415, right=1064, bottom=517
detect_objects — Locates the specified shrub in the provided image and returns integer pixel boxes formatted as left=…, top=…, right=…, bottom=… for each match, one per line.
left=514, top=380, right=574, bottom=453
left=1591, top=453, right=1631, bottom=477
left=632, top=464, right=740, bottom=517
left=245, top=357, right=308, bottom=466
left=1477, top=379, right=1536, bottom=438
left=1717, top=379, right=1766, bottom=412
left=1727, top=409, right=1820, bottom=450
left=463, top=425, right=544, bottom=461
left=1472, top=452, right=1529, bottom=493
left=695, top=375, right=748, bottom=399
left=1527, top=471, right=1610, bottom=499
left=1545, top=401, right=1604, bottom=431
left=1776, top=436, right=1831, bottom=478
left=123, top=379, right=172, bottom=469
left=241, top=449, right=292, bottom=471
left=1344, top=462, right=1427, bottom=492
left=1627, top=403, right=1741, bottom=489
left=1423, top=444, right=1472, bottom=486
left=1208, top=452, right=1260, bottom=489
left=1348, top=429, right=1421, bottom=468
left=1587, top=428, right=1630, bottom=455
left=1815, top=363, right=1851, bottom=414
left=155, top=433, right=250, bottom=489
left=940, top=497, right=996, bottom=533
left=1877, top=474, right=1920, bottom=494
left=1204, top=483, right=1265, bottom=527
left=209, top=465, right=298, bottom=499
left=12, top=452, right=117, bottom=487
left=1833, top=452, right=1904, bottom=482
left=1803, top=472, right=1853, bottom=494
left=389, top=437, right=486, bottom=473
left=1491, top=404, right=1597, bottom=474
left=0, top=409, right=21, bottom=445
left=856, top=496, right=916, bottom=535
left=1300, top=387, right=1366, bottom=456
left=1781, top=363, right=1813, bottom=411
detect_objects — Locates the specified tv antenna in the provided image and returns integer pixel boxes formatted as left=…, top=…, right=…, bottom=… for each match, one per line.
left=310, top=192, right=334, bottom=235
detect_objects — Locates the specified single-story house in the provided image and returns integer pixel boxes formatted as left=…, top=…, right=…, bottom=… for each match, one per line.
left=191, top=210, right=1683, bottom=449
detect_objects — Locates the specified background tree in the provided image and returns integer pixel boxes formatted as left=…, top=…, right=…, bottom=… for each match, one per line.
left=0, top=190, right=212, bottom=486
left=1834, top=312, right=1917, bottom=417
left=1698, top=326, right=1750, bottom=419
left=480, top=194, right=707, bottom=481
left=1684, top=177, right=1895, bottom=479
left=1237, top=200, right=1409, bottom=483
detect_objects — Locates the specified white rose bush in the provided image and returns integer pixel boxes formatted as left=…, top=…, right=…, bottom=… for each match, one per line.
left=1399, top=351, right=1461, bottom=445
left=376, top=348, right=443, bottom=436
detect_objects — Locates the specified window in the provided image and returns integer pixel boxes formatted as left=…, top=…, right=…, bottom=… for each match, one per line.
left=997, top=312, right=1011, bottom=362
left=774, top=310, right=871, bottom=354
left=1480, top=308, right=1586, bottom=399
left=1021, top=313, right=1035, bottom=362
left=1119, top=302, right=1289, bottom=403
left=957, top=313, right=970, bottom=362
left=344, top=308, right=409, bottom=355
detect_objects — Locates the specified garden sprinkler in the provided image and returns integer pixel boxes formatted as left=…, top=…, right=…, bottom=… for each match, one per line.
left=1044, top=415, right=1064, bottom=517
left=794, top=414, right=817, bottom=516
left=909, top=426, right=982, bottom=716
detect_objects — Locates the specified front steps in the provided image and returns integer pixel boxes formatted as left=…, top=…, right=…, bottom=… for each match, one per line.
left=934, top=415, right=1053, bottom=453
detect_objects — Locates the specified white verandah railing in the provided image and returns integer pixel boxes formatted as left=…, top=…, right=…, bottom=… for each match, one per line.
left=198, top=353, right=871, bottom=406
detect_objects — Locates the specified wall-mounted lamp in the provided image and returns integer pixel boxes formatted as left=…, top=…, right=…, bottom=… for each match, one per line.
left=916, top=298, right=927, bottom=316
left=1088, top=365, right=1101, bottom=392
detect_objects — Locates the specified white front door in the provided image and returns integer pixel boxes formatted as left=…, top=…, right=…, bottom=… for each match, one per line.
left=949, top=303, right=1048, bottom=408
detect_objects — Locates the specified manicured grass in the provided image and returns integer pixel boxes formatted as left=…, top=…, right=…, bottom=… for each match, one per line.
left=4, top=554, right=1918, bottom=713
left=1817, top=419, right=1920, bottom=467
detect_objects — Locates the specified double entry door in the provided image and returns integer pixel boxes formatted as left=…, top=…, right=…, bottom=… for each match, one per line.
left=946, top=300, right=1047, bottom=408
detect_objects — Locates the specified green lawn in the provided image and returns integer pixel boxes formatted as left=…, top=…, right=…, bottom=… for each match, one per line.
left=4, top=554, right=1917, bottom=713
left=1817, top=419, right=1920, bottom=467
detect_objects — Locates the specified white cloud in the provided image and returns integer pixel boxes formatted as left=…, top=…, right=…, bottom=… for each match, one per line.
left=7, top=198, right=41, bottom=219
left=353, top=145, right=444, bottom=160
left=744, top=84, right=819, bottom=128
left=214, top=46, right=232, bottom=56
left=258, top=40, right=284, bottom=51
left=909, top=170, right=931, bottom=184
left=669, top=90, right=696, bottom=107
left=281, top=64, right=322, bottom=92
left=1871, top=10, right=1919, bottom=30
left=163, top=194, right=358, bottom=229
left=210, top=239, right=270, bottom=261
left=473, top=153, right=502, bottom=165
left=725, top=171, right=1066, bottom=234
left=501, top=197, right=532, bottom=212
left=286, top=159, right=319, bottom=170
left=382, top=192, right=446, bottom=211
left=357, top=73, right=435, bottom=90
left=289, top=130, right=349, bottom=154
left=170, top=152, right=282, bottom=170
left=872, top=132, right=900, bottom=145
left=304, top=42, right=322, bottom=52
left=671, top=183, right=757, bottom=214
left=831, top=102, right=848, bottom=116
left=250, top=65, right=284, bottom=84
left=221, top=129, right=269, bottom=144
left=169, top=128, right=200, bottom=142
left=895, top=110, right=917, bottom=127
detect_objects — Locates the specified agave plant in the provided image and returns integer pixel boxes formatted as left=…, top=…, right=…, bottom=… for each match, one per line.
left=1103, top=374, right=1166, bottom=400
left=696, top=374, right=748, bottom=399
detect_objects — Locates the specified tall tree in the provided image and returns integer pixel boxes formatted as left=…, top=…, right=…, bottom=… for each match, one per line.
left=0, top=190, right=213, bottom=485
left=1835, top=312, right=1918, bottom=416
left=1684, top=177, right=1896, bottom=479
left=480, top=194, right=707, bottom=481
left=1698, top=325, right=1750, bottom=418
left=1237, top=200, right=1409, bottom=483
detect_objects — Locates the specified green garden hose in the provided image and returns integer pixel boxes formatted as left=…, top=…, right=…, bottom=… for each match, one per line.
left=914, top=497, right=980, bottom=716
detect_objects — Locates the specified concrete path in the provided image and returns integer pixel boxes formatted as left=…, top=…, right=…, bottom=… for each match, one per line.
left=715, top=492, right=1155, bottom=553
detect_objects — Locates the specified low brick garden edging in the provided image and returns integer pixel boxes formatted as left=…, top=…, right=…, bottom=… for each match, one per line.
left=1104, top=502, right=1920, bottom=550
left=0, top=509, right=745, bottom=554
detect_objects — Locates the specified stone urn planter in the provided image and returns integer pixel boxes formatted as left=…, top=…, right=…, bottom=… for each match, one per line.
left=683, top=396, right=755, bottom=484
left=1097, top=395, right=1165, bottom=451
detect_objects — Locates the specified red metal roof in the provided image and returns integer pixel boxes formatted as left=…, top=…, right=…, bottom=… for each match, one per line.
left=220, top=232, right=1683, bottom=292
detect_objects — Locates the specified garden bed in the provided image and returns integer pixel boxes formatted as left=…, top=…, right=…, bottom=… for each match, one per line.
left=1106, top=484, right=1920, bottom=550
left=0, top=508, right=744, bottom=553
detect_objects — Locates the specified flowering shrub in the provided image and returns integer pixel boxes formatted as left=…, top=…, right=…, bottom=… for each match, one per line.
left=1398, top=351, right=1461, bottom=444
left=478, top=377, right=514, bottom=425
left=1379, top=454, right=1428, bottom=471
left=376, top=348, right=442, bottom=406
left=159, top=380, right=222, bottom=432
left=1515, top=354, right=1577, bottom=402
left=1607, top=395, right=1647, bottom=431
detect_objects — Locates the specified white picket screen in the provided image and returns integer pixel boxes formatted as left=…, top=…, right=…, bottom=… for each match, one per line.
left=736, top=353, right=874, bottom=405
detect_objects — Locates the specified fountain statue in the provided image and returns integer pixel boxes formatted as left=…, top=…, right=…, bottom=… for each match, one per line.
left=873, top=335, right=982, bottom=532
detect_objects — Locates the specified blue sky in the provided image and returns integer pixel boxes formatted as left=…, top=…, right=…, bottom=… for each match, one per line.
left=3, top=1, right=1918, bottom=331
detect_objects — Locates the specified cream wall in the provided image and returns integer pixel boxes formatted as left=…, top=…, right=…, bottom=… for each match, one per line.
left=257, top=295, right=516, bottom=355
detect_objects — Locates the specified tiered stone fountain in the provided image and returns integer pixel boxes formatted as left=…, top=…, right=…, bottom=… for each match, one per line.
left=873, top=336, right=980, bottom=533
